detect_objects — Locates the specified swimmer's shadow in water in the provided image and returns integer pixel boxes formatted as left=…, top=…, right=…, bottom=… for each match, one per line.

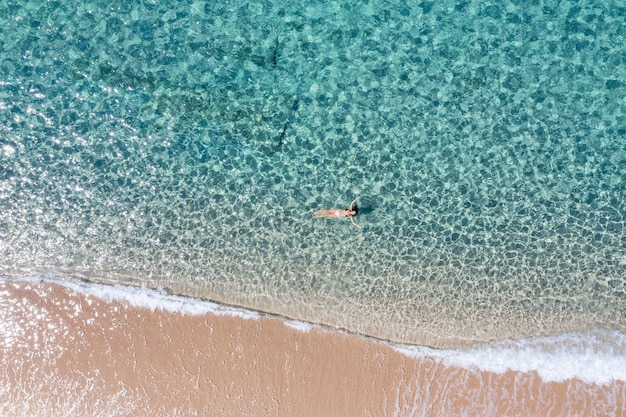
left=357, top=205, right=374, bottom=215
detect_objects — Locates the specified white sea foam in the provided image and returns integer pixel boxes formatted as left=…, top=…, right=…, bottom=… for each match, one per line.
left=7, top=275, right=260, bottom=320
left=393, top=330, right=626, bottom=385
left=4, top=275, right=625, bottom=385
left=283, top=319, right=318, bottom=333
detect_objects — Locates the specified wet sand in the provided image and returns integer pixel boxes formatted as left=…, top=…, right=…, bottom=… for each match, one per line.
left=1, top=279, right=624, bottom=416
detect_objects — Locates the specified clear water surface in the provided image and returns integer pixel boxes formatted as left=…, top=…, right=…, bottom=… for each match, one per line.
left=1, top=0, right=626, bottom=347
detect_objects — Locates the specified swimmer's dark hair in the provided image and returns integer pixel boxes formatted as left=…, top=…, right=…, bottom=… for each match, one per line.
left=350, top=202, right=359, bottom=215
left=348, top=197, right=362, bottom=229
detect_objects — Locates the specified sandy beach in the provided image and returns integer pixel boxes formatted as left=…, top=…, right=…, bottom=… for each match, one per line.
left=1, top=279, right=624, bottom=417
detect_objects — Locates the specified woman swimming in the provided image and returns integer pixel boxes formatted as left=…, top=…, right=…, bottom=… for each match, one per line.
left=312, top=197, right=361, bottom=229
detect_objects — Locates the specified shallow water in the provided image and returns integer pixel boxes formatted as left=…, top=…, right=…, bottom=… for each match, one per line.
left=1, top=0, right=626, bottom=346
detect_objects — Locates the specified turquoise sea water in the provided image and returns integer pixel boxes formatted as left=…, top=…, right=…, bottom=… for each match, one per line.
left=1, top=0, right=625, bottom=347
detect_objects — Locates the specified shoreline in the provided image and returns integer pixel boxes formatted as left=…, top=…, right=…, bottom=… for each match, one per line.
left=1, top=277, right=625, bottom=416
left=3, top=274, right=626, bottom=384
left=6, top=273, right=624, bottom=351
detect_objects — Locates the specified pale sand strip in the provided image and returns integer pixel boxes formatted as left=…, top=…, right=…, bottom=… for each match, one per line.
left=1, top=280, right=624, bottom=416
